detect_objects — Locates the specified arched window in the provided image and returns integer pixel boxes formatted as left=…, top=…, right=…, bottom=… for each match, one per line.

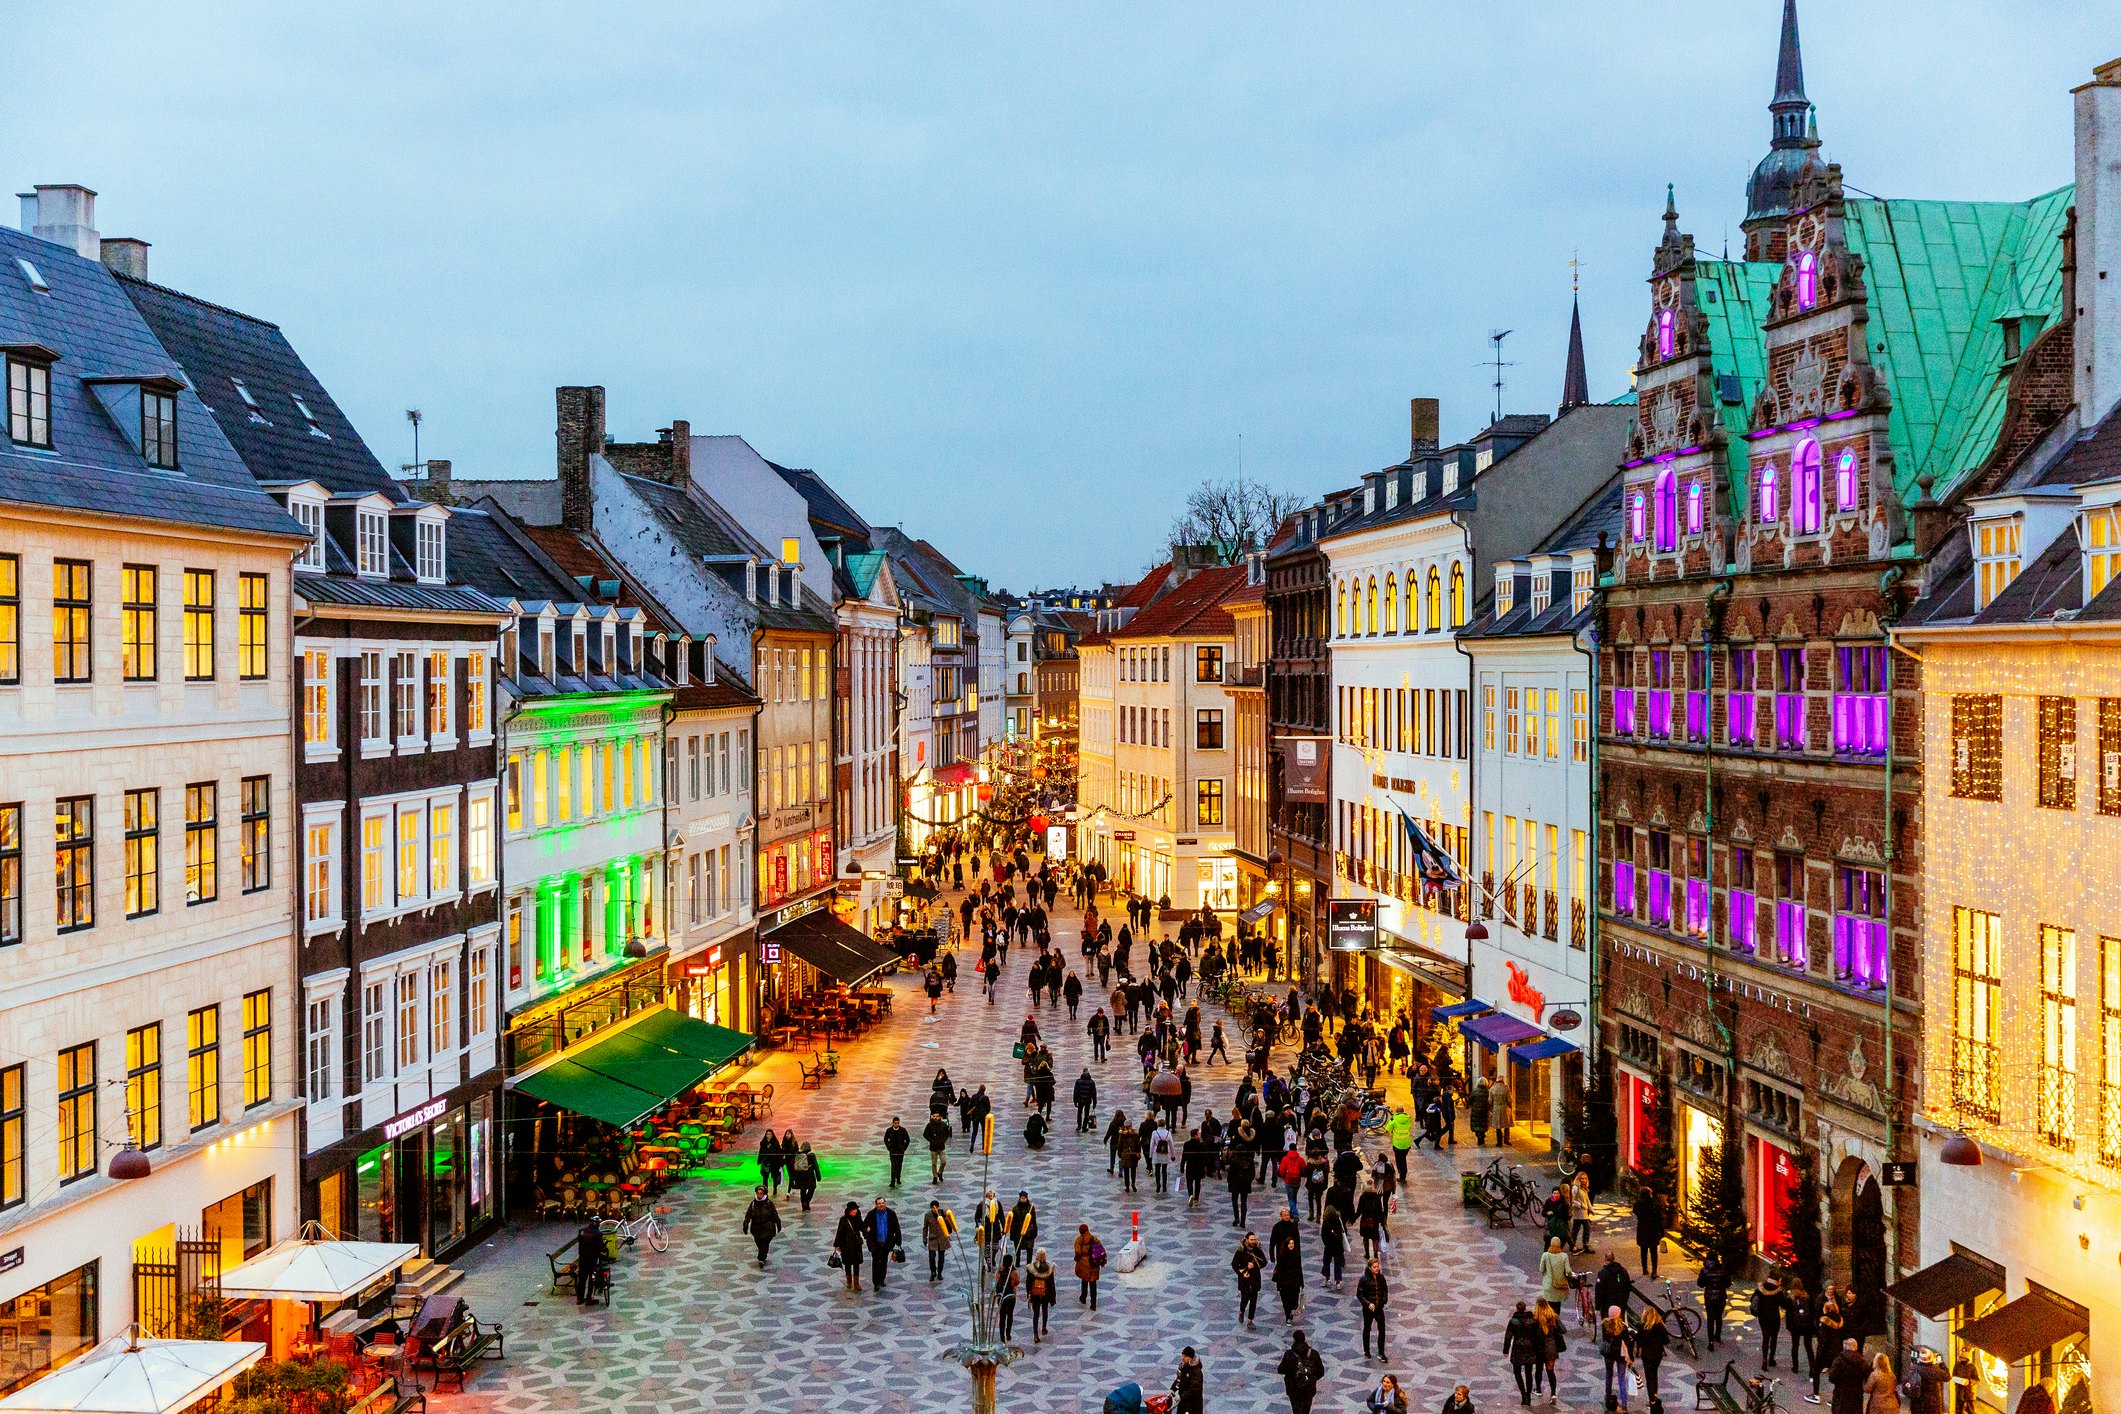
left=1793, top=439, right=1823, bottom=534
left=1366, top=577, right=1378, bottom=634
left=1426, top=567, right=1442, bottom=632
left=1384, top=574, right=1398, bottom=633
left=1336, top=582, right=1347, bottom=638
left=1656, top=310, right=1676, bottom=359
left=1654, top=468, right=1679, bottom=552
left=1794, top=252, right=1819, bottom=311
left=1836, top=449, right=1860, bottom=512
left=1449, top=563, right=1467, bottom=627
left=1630, top=490, right=1648, bottom=543
left=1686, top=481, right=1704, bottom=534
left=1760, top=461, right=1779, bottom=524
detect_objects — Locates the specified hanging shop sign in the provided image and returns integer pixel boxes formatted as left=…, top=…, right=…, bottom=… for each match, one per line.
left=1114, top=831, right=1135, bottom=842
left=1279, top=736, right=1331, bottom=804
left=762, top=942, right=784, bottom=965
left=1505, top=961, right=1548, bottom=1019
left=1046, top=826, right=1068, bottom=857
left=383, top=1097, right=451, bottom=1142
left=1548, top=1009, right=1583, bottom=1032
left=1328, top=897, right=1377, bottom=953
left=1880, top=1161, right=1917, bottom=1187
left=0, top=1247, right=21, bottom=1274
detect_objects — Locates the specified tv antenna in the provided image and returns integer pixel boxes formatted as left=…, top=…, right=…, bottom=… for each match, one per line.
left=1485, top=330, right=1514, bottom=423
left=403, top=408, right=423, bottom=478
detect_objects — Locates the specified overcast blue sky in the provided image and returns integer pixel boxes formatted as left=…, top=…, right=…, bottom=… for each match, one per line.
left=4, top=2, right=2106, bottom=589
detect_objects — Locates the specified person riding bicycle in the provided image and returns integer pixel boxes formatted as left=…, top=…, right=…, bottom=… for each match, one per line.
left=574, top=1216, right=610, bottom=1306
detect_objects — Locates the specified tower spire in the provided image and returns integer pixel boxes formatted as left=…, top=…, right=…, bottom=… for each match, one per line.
left=1773, top=0, right=1806, bottom=109
left=1742, top=0, right=1824, bottom=260
left=1560, top=260, right=1590, bottom=413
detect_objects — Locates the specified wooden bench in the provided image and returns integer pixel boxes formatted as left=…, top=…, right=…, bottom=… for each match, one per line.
left=431, top=1321, right=505, bottom=1392
left=1695, top=1361, right=1756, bottom=1414
left=352, top=1376, right=425, bottom=1414
left=547, top=1237, right=580, bottom=1295
left=795, top=1058, right=826, bottom=1090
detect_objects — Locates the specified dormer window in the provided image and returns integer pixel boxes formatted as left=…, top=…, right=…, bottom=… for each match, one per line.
left=1792, top=440, right=1824, bottom=535
left=14, top=257, right=48, bottom=293
left=572, top=626, right=587, bottom=673
left=1442, top=461, right=1459, bottom=496
left=6, top=355, right=52, bottom=448
left=229, top=377, right=270, bottom=426
left=355, top=509, right=388, bottom=577
left=537, top=624, right=555, bottom=679
left=1384, top=478, right=1399, bottom=510
left=1794, top=252, right=1819, bottom=311
left=1973, top=518, right=2022, bottom=610
left=1530, top=572, right=1551, bottom=617
left=291, top=397, right=331, bottom=440
left=2083, top=506, right=2120, bottom=602
left=141, top=390, right=178, bottom=468
left=630, top=624, right=643, bottom=668
left=290, top=498, right=326, bottom=572
left=602, top=625, right=616, bottom=671
left=1495, top=571, right=1514, bottom=615
left=415, top=519, right=445, bottom=583
left=1571, top=564, right=1594, bottom=614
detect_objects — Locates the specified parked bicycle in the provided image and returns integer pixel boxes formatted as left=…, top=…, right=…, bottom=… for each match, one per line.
left=1657, top=1277, right=1704, bottom=1356
left=1479, top=1157, right=1541, bottom=1218
left=600, top=1205, right=671, bottom=1254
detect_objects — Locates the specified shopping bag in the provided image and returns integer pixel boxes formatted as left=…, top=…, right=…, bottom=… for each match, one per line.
left=1012, top=1042, right=1026, bottom=1059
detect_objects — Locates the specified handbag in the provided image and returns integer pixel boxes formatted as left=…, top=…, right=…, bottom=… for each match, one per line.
left=892, top=1247, right=906, bottom=1263
left=827, top=1251, right=842, bottom=1269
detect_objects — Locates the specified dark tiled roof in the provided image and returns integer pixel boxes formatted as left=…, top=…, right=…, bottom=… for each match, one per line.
left=1460, top=474, right=1619, bottom=642
left=447, top=503, right=582, bottom=603
left=0, top=226, right=303, bottom=540
left=769, top=460, right=870, bottom=539
left=1111, top=565, right=1247, bottom=639
left=292, top=574, right=508, bottom=616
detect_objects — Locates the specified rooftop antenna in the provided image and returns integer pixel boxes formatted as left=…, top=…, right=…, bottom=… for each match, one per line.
left=1485, top=330, right=1514, bottom=423
left=403, top=408, right=423, bottom=478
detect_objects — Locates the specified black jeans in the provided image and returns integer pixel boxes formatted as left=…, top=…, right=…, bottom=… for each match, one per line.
left=928, top=1250, right=945, bottom=1280
left=1761, top=1321, right=1782, bottom=1365
left=1080, top=1278, right=1098, bottom=1310
left=997, top=1296, right=1015, bottom=1340
left=1121, top=1162, right=1138, bottom=1193
left=1093, top=1035, right=1109, bottom=1061
left=1321, top=1248, right=1344, bottom=1283
left=1238, top=1287, right=1259, bottom=1322
left=1186, top=1172, right=1204, bottom=1202
left=1513, top=1362, right=1538, bottom=1403
left=1231, top=1191, right=1249, bottom=1225
left=888, top=1153, right=905, bottom=1186
left=1790, top=1331, right=1815, bottom=1376
left=1705, top=1297, right=1726, bottom=1345
left=752, top=1236, right=772, bottom=1265
left=870, top=1250, right=891, bottom=1289
left=1030, top=1300, right=1051, bottom=1337
left=1394, top=1146, right=1409, bottom=1181
left=1571, top=1218, right=1591, bottom=1251
left=1153, top=1162, right=1170, bottom=1193
left=1639, top=1241, right=1659, bottom=1276
left=1644, top=1355, right=1663, bottom=1403
left=1076, top=1102, right=1094, bottom=1131
left=1362, top=1307, right=1385, bottom=1355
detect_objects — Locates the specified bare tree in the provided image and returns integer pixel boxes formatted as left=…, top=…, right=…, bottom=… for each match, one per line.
left=1166, top=477, right=1305, bottom=564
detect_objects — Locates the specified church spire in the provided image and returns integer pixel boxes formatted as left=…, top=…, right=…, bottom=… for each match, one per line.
left=1560, top=264, right=1591, bottom=412
left=1743, top=0, right=1824, bottom=259
left=1773, top=0, right=1806, bottom=111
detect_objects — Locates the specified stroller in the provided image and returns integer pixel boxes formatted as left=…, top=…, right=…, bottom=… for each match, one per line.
left=1103, top=1382, right=1172, bottom=1414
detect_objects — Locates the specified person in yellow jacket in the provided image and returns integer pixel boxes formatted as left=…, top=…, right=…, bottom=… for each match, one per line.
left=1386, top=1107, right=1415, bottom=1182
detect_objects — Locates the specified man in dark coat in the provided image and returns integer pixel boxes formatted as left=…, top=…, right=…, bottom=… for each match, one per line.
left=574, top=1217, right=608, bottom=1304
left=1074, top=1069, right=1099, bottom=1132
left=882, top=1117, right=912, bottom=1187
left=1225, top=1142, right=1257, bottom=1228
left=741, top=1185, right=782, bottom=1266
left=1592, top=1251, right=1634, bottom=1319
left=1828, top=1339, right=1871, bottom=1414
left=864, top=1197, right=904, bottom=1290
left=1276, top=1330, right=1325, bottom=1414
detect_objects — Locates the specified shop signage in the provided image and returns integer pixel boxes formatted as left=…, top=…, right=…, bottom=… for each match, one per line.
left=1548, top=1009, right=1583, bottom=1032
left=0, top=1247, right=21, bottom=1274
left=383, top=1097, right=450, bottom=1142
left=683, top=947, right=723, bottom=976
left=1279, top=736, right=1330, bottom=804
left=1505, top=961, right=1547, bottom=1018
left=1176, top=837, right=1197, bottom=847
left=1881, top=1161, right=1916, bottom=1187
left=762, top=942, right=784, bottom=964
left=1370, top=773, right=1419, bottom=794
left=1328, top=897, right=1377, bottom=952
left=836, top=877, right=864, bottom=896
left=886, top=878, right=906, bottom=899
left=1114, top=831, right=1135, bottom=842
left=761, top=894, right=827, bottom=933
left=1045, top=825, right=1067, bottom=857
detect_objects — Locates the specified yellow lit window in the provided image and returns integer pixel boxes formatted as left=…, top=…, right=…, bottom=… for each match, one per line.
left=531, top=749, right=549, bottom=826
left=556, top=745, right=573, bottom=821
left=1974, top=519, right=2021, bottom=610
left=2086, top=507, right=2121, bottom=601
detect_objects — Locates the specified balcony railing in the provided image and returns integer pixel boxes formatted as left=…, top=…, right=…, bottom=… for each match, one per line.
left=1570, top=898, right=1586, bottom=949
left=2039, top=1065, right=2078, bottom=1151
left=1226, top=663, right=1264, bottom=687
left=1951, top=1036, right=2003, bottom=1124
left=1543, top=888, right=1559, bottom=941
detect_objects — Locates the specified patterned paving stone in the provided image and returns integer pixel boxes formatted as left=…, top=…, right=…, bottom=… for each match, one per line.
left=437, top=896, right=1757, bottom=1413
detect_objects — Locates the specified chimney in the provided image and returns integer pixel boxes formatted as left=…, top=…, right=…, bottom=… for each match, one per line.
left=669, top=419, right=691, bottom=484
left=99, top=237, right=149, bottom=280
left=2075, top=57, right=2121, bottom=429
left=26, top=184, right=99, bottom=259
left=555, top=385, right=606, bottom=534
left=1410, top=397, right=1441, bottom=456
left=424, top=458, right=452, bottom=497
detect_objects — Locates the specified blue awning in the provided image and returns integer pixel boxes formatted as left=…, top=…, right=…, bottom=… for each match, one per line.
left=1430, top=998, right=1494, bottom=1021
left=1461, top=1012, right=1545, bottom=1050
left=1508, top=1036, right=1581, bottom=1065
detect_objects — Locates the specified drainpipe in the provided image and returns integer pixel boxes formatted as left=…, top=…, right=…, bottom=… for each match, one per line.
left=1702, top=576, right=1736, bottom=1123
left=1876, top=563, right=1907, bottom=1332
left=1576, top=609, right=1602, bottom=1086
left=494, top=688, right=523, bottom=1230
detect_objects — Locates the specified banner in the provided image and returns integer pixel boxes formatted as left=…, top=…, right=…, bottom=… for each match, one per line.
left=1328, top=897, right=1377, bottom=953
left=1279, top=736, right=1331, bottom=804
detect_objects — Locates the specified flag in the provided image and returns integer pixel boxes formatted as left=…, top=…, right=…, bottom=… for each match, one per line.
left=1396, top=805, right=1463, bottom=891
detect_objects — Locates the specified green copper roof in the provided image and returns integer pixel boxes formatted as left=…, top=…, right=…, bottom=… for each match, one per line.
left=844, top=550, right=887, bottom=599
left=1696, top=259, right=1782, bottom=511
left=1844, top=186, right=2073, bottom=500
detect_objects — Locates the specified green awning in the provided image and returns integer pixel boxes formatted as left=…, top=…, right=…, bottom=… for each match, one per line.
left=512, top=1008, right=757, bottom=1129
left=514, top=1058, right=666, bottom=1129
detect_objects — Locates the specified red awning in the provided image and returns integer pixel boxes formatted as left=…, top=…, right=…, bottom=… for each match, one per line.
left=933, top=763, right=976, bottom=787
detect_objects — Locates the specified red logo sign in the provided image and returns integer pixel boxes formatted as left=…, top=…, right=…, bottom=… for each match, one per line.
left=1505, top=960, right=1546, bottom=1020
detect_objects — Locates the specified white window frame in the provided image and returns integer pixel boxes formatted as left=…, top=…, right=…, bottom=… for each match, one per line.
left=416, top=518, right=446, bottom=584
left=291, top=498, right=326, bottom=572
left=302, top=805, right=343, bottom=936
left=356, top=509, right=388, bottom=578
left=392, top=650, right=421, bottom=747
left=427, top=797, right=458, bottom=900
left=359, top=807, right=390, bottom=918
left=429, top=956, right=455, bottom=1059
left=395, top=969, right=423, bottom=1071
left=1972, top=516, right=2022, bottom=611
left=362, top=977, right=390, bottom=1088
left=467, top=942, right=492, bottom=1044
left=464, top=651, right=491, bottom=741
left=304, top=988, right=340, bottom=1103
left=395, top=802, right=426, bottom=907
left=302, top=646, right=336, bottom=758
left=426, top=650, right=454, bottom=747
left=359, top=649, right=387, bottom=751
left=464, top=785, right=496, bottom=890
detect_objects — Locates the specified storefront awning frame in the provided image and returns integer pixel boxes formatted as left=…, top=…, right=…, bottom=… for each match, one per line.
left=1884, top=1251, right=2004, bottom=1319
left=1430, top=998, right=1494, bottom=1022
left=510, top=1006, right=756, bottom=1129
left=0, top=1330, right=268, bottom=1414
left=1508, top=1035, right=1581, bottom=1065
left=216, top=1226, right=420, bottom=1303
left=1951, top=1290, right=2087, bottom=1366
left=771, top=910, right=901, bottom=986
left=1461, top=1012, right=1546, bottom=1050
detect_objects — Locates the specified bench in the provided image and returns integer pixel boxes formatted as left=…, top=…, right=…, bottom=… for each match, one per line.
left=352, top=1377, right=426, bottom=1414
left=1695, top=1361, right=1758, bottom=1414
left=547, top=1237, right=579, bottom=1295
left=431, top=1321, right=505, bottom=1392
left=1476, top=1188, right=1517, bottom=1228
left=795, top=1058, right=826, bottom=1090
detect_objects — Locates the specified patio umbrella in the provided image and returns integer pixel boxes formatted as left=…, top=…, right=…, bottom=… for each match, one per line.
left=0, top=1328, right=266, bottom=1414
left=216, top=1222, right=418, bottom=1303
left=1148, top=1069, right=1183, bottom=1099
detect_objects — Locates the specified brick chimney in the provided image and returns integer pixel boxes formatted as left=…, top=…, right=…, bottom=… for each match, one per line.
left=1410, top=397, right=1441, bottom=456
left=98, top=237, right=149, bottom=279
left=556, top=386, right=606, bottom=533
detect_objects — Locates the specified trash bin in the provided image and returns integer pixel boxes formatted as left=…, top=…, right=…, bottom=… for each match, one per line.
left=1462, top=1174, right=1483, bottom=1206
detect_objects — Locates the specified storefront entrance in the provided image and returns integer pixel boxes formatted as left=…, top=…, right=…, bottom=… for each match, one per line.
left=350, top=1095, right=494, bottom=1258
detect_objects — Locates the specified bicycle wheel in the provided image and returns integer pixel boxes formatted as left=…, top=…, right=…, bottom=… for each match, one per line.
left=646, top=1220, right=669, bottom=1253
left=1669, top=1306, right=1702, bottom=1353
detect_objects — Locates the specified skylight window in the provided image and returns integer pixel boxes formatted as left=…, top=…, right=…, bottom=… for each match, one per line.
left=292, top=396, right=331, bottom=440
left=14, top=257, right=48, bottom=293
left=230, top=377, right=271, bottom=426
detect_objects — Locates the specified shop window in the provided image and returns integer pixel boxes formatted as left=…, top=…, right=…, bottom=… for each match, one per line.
left=0, top=1262, right=98, bottom=1400
left=2038, top=695, right=2078, bottom=811
left=203, top=1177, right=273, bottom=1268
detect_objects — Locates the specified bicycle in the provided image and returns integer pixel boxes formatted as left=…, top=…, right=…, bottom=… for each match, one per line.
left=1658, top=1278, right=1704, bottom=1356
left=600, top=1205, right=671, bottom=1254
left=1480, top=1158, right=1541, bottom=1217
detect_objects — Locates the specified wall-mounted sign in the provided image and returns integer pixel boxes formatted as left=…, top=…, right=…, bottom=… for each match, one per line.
left=761, top=894, right=827, bottom=933
left=1114, top=831, right=1135, bottom=842
left=682, top=947, right=723, bottom=976
left=762, top=942, right=784, bottom=965
left=1880, top=1161, right=1916, bottom=1187
left=1547, top=1009, right=1583, bottom=1032
left=1280, top=736, right=1331, bottom=803
left=1328, top=897, right=1377, bottom=953
left=1505, top=961, right=1548, bottom=1019
left=1045, top=826, right=1068, bottom=858
left=0, top=1247, right=21, bottom=1274
left=383, top=1097, right=450, bottom=1142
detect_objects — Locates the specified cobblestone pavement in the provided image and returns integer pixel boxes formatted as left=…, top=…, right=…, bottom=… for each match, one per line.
left=439, top=899, right=1758, bottom=1413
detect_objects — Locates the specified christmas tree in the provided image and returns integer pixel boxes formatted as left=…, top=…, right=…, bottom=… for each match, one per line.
left=1776, top=1151, right=1826, bottom=1297
left=1634, top=1072, right=1681, bottom=1225
left=1563, top=1051, right=1620, bottom=1194
left=1684, top=1122, right=1753, bottom=1273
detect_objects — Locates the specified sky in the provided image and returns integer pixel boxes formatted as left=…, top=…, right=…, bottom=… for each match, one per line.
left=3, top=1, right=2107, bottom=590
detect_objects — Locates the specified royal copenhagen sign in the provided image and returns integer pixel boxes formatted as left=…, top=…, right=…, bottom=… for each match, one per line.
left=382, top=1098, right=449, bottom=1142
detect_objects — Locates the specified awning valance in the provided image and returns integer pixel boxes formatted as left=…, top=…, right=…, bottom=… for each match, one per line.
left=1509, top=1035, right=1581, bottom=1065
left=217, top=1229, right=419, bottom=1302
left=1239, top=898, right=1277, bottom=926
left=1461, top=1013, right=1545, bottom=1050
left=1954, top=1291, right=2087, bottom=1365
left=772, top=910, right=901, bottom=986
left=626, top=1009, right=755, bottom=1071
left=512, top=1008, right=755, bottom=1129
left=1431, top=998, right=1494, bottom=1022
left=1885, top=1252, right=2004, bottom=1319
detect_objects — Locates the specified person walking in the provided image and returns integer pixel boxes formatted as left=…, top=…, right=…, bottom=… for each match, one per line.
left=1633, top=1187, right=1667, bottom=1278
left=966, top=1085, right=992, bottom=1153
left=1025, top=1249, right=1058, bottom=1343
left=787, top=1142, right=820, bottom=1213
left=1117, top=1121, right=1143, bottom=1193
left=1064, top=970, right=1084, bottom=1019
left=922, top=1112, right=953, bottom=1183
left=1089, top=1006, right=1112, bottom=1062
left=1149, top=1118, right=1175, bottom=1195
left=1569, top=1170, right=1595, bottom=1254
left=1277, top=1330, right=1326, bottom=1414
left=1864, top=1354, right=1902, bottom=1414
left=1787, top=1277, right=1818, bottom=1381
left=1699, top=1253, right=1730, bottom=1349
left=1600, top=1307, right=1638, bottom=1413
left=832, top=1203, right=867, bottom=1292
left=1534, top=1297, right=1567, bottom=1400
left=1226, top=1138, right=1256, bottom=1227
left=1320, top=1199, right=1349, bottom=1289
left=882, top=1118, right=912, bottom=1189
left=1171, top=1347, right=1206, bottom=1414
left=741, top=1186, right=781, bottom=1268
left=1356, top=1256, right=1390, bottom=1358
left=1387, top=1106, right=1414, bottom=1182
left=1279, top=1143, right=1307, bottom=1216
left=1637, top=1305, right=1670, bottom=1410
left=758, top=1128, right=784, bottom=1196
left=1182, top=1128, right=1212, bottom=1208
left=865, top=1197, right=903, bottom=1291
left=1105, top=1107, right=1129, bottom=1173
left=1505, top=1300, right=1543, bottom=1405
left=1441, top=1386, right=1476, bottom=1414
left=1811, top=1291, right=1846, bottom=1402
left=1270, top=1207, right=1306, bottom=1324
left=922, top=1200, right=956, bottom=1282
left=1074, top=1222, right=1107, bottom=1311
left=1075, top=1069, right=1099, bottom=1132
left=1356, top=1181, right=1389, bottom=1262
left=1756, top=1268, right=1787, bottom=1369
left=1592, top=1251, right=1634, bottom=1321
left=994, top=1253, right=1019, bottom=1343
left=1232, top=1232, right=1267, bottom=1328
left=1006, top=1190, right=1039, bottom=1265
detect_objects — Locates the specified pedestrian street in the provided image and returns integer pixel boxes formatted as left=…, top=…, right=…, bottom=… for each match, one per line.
left=438, top=927, right=1732, bottom=1413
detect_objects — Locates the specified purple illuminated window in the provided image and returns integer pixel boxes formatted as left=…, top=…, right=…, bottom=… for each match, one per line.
left=1793, top=439, right=1823, bottom=534
left=1726, top=647, right=1758, bottom=746
left=1795, top=251, right=1819, bottom=311
left=1775, top=647, right=1806, bottom=750
left=1647, top=831, right=1673, bottom=929
left=1774, top=853, right=1807, bottom=969
left=1836, top=449, right=1859, bottom=512
left=1657, top=310, right=1675, bottom=359
left=1630, top=491, right=1647, bottom=543
left=1614, top=687, right=1636, bottom=736
left=1686, top=878, right=1710, bottom=938
left=1833, top=645, right=1888, bottom=756
left=1834, top=865, right=1887, bottom=987
left=1686, top=648, right=1709, bottom=742
left=1654, top=470, right=1678, bottom=552
left=1647, top=650, right=1673, bottom=739
left=1686, top=481, right=1703, bottom=534
left=1760, top=461, right=1779, bottom=524
left=1728, top=847, right=1758, bottom=952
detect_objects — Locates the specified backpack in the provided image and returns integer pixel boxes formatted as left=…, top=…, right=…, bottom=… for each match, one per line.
left=1089, top=1238, right=1107, bottom=1267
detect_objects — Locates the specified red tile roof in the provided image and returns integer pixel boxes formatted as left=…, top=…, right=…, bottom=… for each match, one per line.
left=1111, top=565, right=1247, bottom=640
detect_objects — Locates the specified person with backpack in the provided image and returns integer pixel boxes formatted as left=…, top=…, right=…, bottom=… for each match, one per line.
left=1277, top=1330, right=1326, bottom=1414
left=1024, top=1249, right=1059, bottom=1343
left=1074, top=1069, right=1099, bottom=1132
left=1504, top=1300, right=1544, bottom=1405
left=1148, top=1119, right=1175, bottom=1194
left=1320, top=1196, right=1349, bottom=1289
left=786, top=1141, right=820, bottom=1212
left=1073, top=1222, right=1107, bottom=1310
